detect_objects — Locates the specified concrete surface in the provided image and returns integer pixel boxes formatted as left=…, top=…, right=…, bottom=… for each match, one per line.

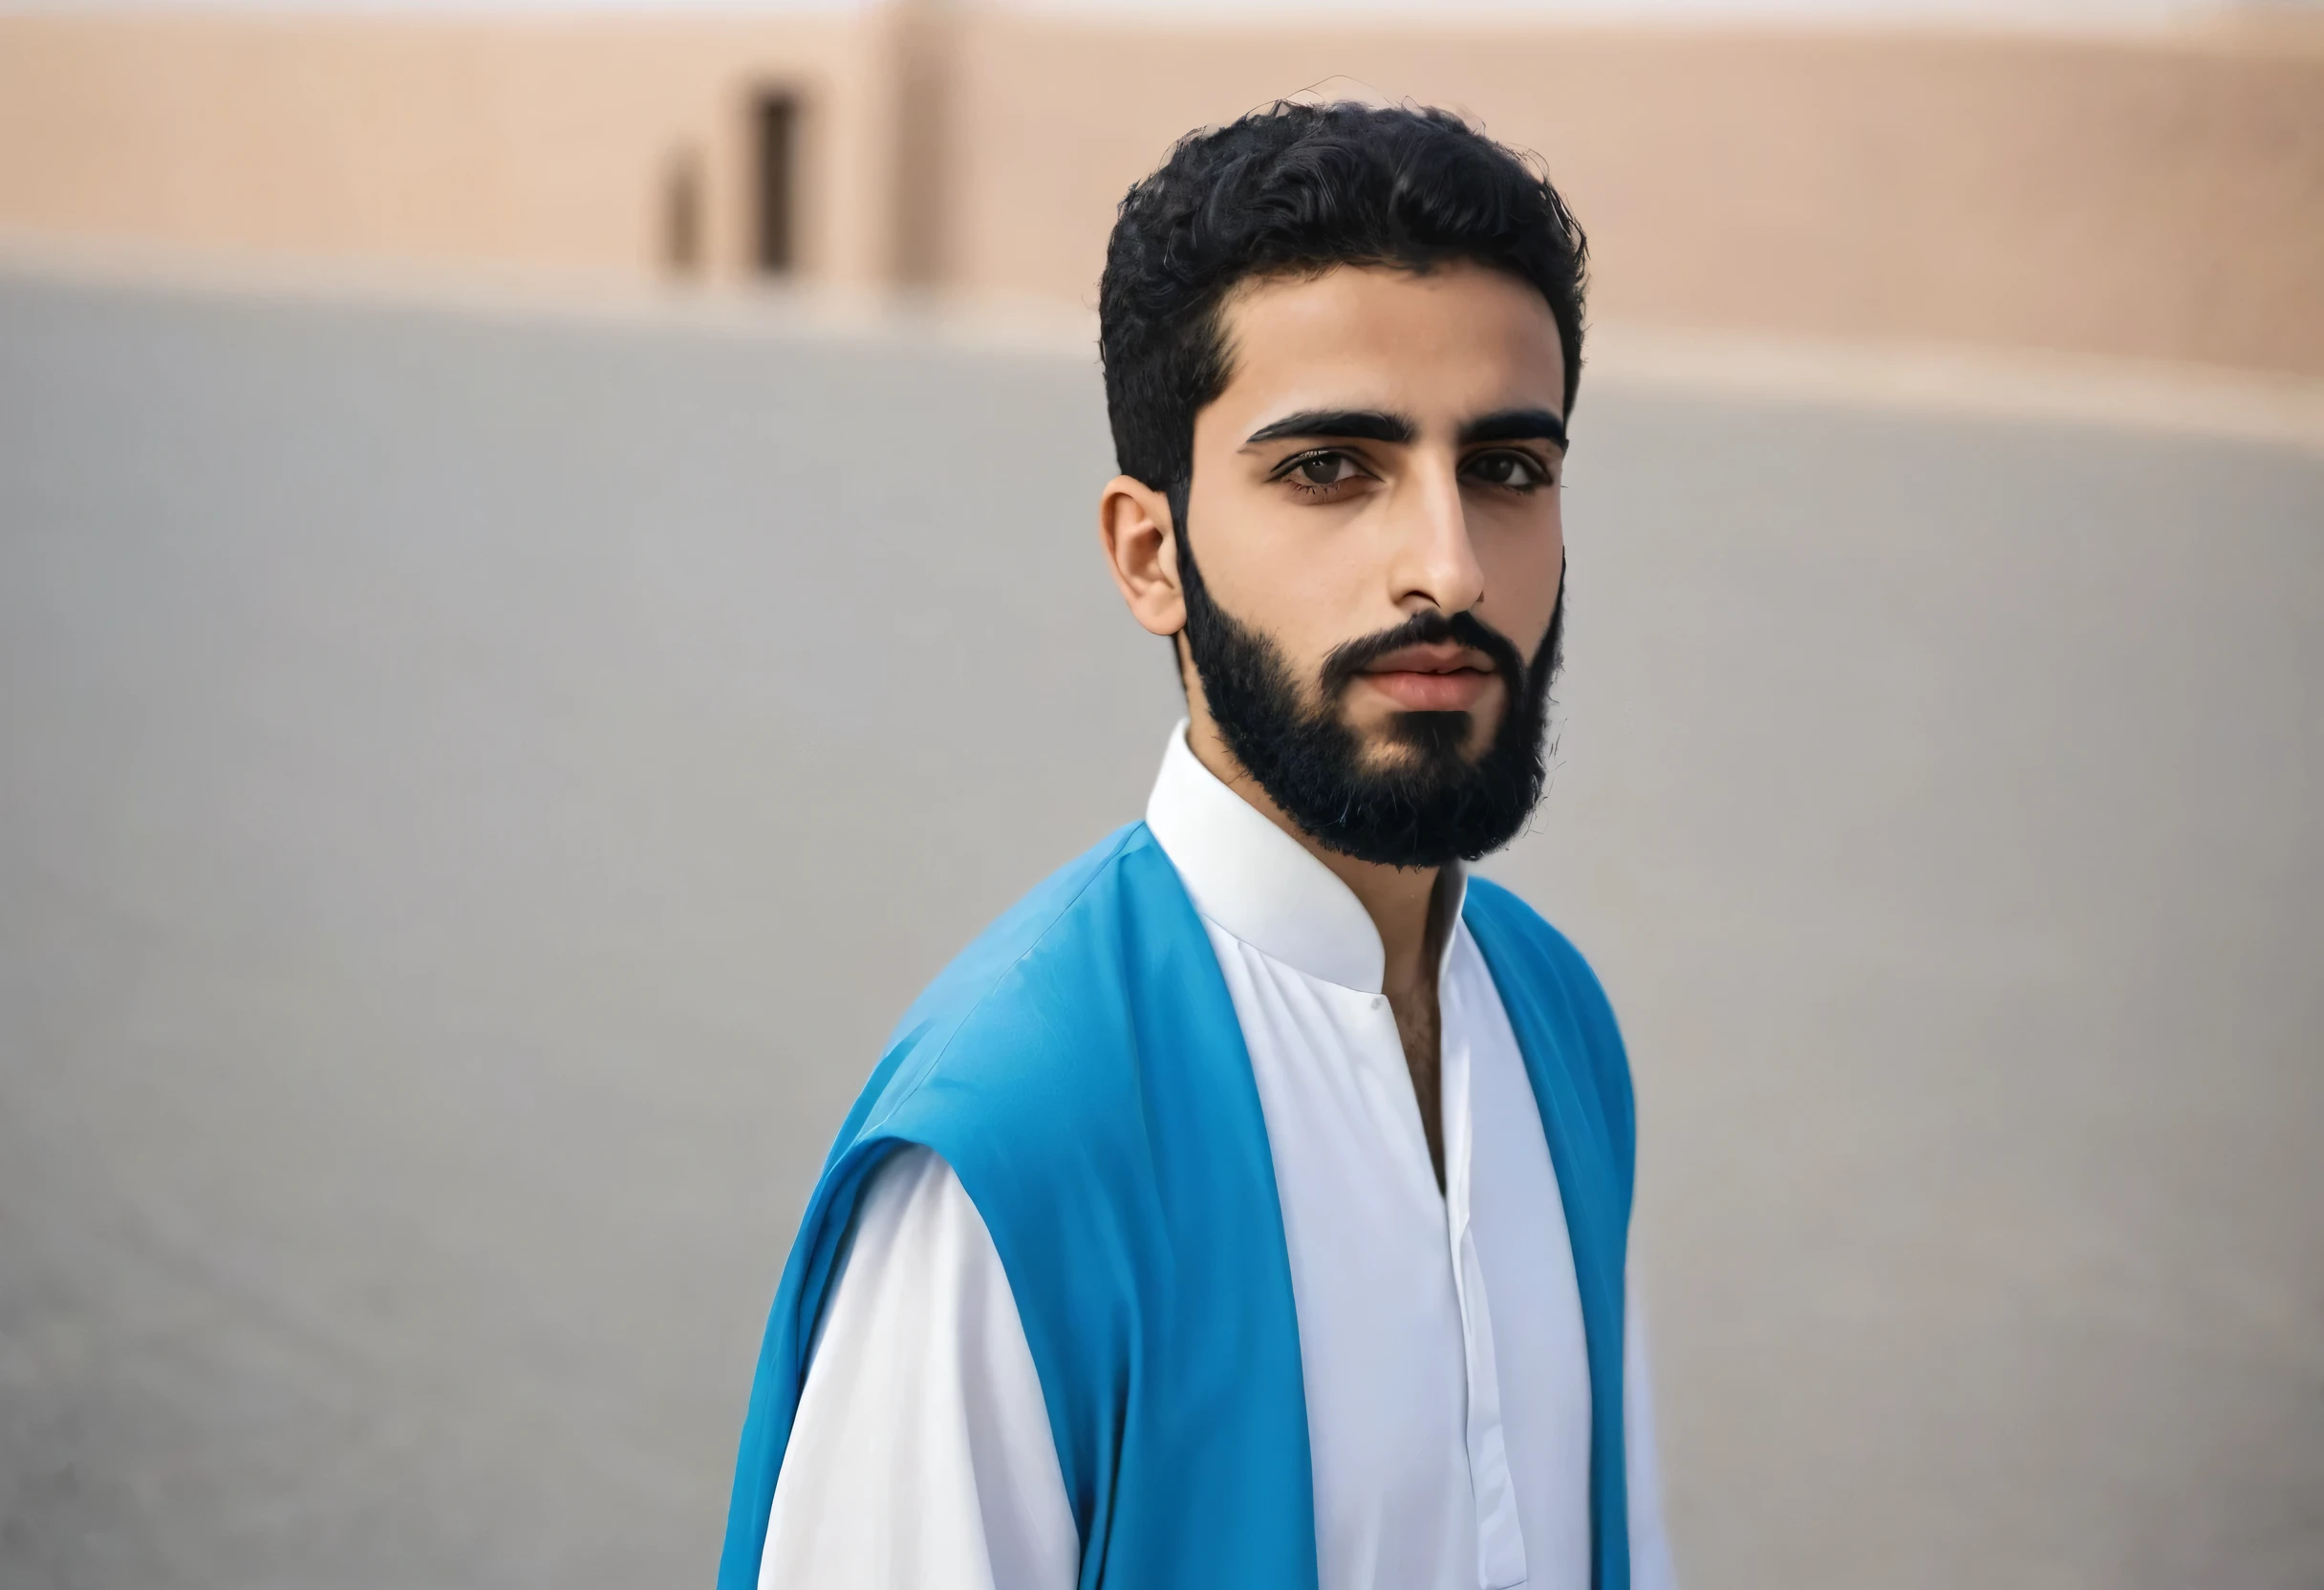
left=0, top=269, right=2318, bottom=1589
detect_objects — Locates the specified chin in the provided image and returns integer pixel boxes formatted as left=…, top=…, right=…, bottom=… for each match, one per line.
left=1370, top=707, right=1492, bottom=763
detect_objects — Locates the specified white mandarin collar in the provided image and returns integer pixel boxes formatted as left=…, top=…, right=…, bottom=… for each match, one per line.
left=1144, top=720, right=1468, bottom=997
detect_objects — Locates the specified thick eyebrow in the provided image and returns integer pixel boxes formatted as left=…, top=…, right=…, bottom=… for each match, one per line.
left=1242, top=409, right=1417, bottom=447
left=1457, top=408, right=1568, bottom=449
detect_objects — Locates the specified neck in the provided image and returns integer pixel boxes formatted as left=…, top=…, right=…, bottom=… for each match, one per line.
left=1183, top=709, right=1445, bottom=1000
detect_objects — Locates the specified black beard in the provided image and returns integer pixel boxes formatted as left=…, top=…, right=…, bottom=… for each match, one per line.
left=1177, top=528, right=1561, bottom=870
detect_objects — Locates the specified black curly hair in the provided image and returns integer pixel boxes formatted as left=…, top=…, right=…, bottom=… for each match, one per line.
left=1098, top=100, right=1588, bottom=521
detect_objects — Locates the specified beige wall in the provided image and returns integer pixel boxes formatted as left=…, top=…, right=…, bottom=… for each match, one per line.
left=943, top=12, right=2324, bottom=376
left=0, top=11, right=902, bottom=289
left=2, top=9, right=2320, bottom=375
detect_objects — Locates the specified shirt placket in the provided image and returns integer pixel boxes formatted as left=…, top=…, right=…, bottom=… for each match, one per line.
left=1442, top=994, right=1530, bottom=1590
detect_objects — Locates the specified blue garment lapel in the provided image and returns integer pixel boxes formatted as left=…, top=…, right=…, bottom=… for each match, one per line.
left=1061, top=830, right=1316, bottom=1587
left=1464, top=877, right=1635, bottom=1590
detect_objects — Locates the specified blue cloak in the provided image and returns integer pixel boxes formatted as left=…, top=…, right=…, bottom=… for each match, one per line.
left=719, top=822, right=1634, bottom=1589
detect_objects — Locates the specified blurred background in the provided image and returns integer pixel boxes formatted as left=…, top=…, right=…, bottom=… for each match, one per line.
left=1, top=2, right=2319, bottom=1587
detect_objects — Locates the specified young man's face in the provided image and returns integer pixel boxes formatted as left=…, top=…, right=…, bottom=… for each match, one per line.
left=1103, top=258, right=1567, bottom=866
left=1182, top=259, right=1567, bottom=771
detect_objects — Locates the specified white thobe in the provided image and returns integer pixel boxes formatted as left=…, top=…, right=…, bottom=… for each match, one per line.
left=762, top=727, right=1677, bottom=1590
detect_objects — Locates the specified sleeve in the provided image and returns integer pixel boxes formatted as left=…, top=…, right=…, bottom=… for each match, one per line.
left=758, top=1144, right=1080, bottom=1590
left=1624, top=1274, right=1679, bottom=1590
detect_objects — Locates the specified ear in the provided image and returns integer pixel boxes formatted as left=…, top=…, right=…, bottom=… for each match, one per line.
left=1098, top=474, right=1187, bottom=638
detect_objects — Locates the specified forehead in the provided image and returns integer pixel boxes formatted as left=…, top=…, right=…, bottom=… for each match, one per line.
left=1210, top=261, right=1566, bottom=426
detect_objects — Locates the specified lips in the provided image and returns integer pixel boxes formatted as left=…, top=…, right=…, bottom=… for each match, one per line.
left=1363, top=641, right=1496, bottom=677
left=1358, top=643, right=1498, bottom=711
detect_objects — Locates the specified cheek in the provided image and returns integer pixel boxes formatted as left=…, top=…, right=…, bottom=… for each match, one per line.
left=1187, top=483, right=1382, bottom=655
left=1273, top=543, right=1402, bottom=699
left=1479, top=508, right=1565, bottom=642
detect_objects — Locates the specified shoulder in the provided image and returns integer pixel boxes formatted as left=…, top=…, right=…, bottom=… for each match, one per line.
left=828, top=820, right=1231, bottom=1351
left=851, top=821, right=1202, bottom=1164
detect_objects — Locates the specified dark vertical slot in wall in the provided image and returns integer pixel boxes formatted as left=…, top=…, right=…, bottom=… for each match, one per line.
left=754, top=93, right=799, bottom=276
left=663, top=147, right=702, bottom=279
left=890, top=4, right=951, bottom=288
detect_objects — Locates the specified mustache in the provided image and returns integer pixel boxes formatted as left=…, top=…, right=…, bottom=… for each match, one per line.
left=1318, top=608, right=1529, bottom=700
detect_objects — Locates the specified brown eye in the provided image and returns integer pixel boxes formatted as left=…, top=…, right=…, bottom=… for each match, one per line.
left=1465, top=450, right=1546, bottom=489
left=1294, top=452, right=1354, bottom=486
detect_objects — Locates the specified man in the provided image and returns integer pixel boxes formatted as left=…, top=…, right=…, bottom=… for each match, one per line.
left=721, top=102, right=1675, bottom=1590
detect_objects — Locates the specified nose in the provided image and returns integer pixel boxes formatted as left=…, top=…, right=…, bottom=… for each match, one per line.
left=1386, top=454, right=1486, bottom=617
